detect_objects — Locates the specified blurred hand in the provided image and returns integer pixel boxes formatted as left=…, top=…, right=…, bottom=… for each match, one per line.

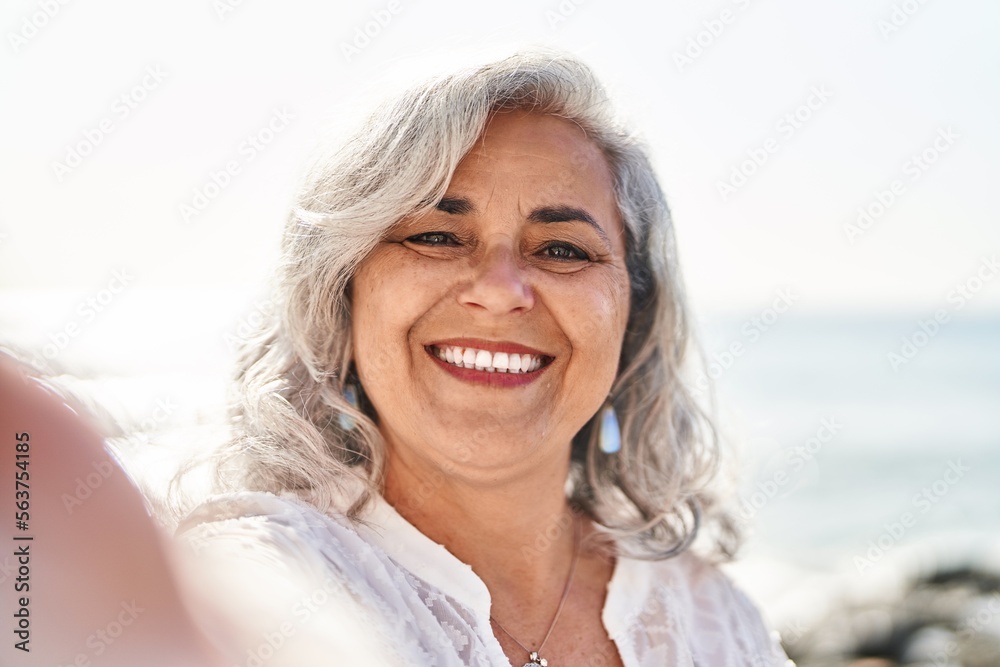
left=0, top=353, right=223, bottom=667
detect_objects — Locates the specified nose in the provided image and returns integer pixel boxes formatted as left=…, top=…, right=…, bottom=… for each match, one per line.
left=457, top=239, right=535, bottom=315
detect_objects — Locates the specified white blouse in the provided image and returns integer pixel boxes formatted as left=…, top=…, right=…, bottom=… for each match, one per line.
left=175, top=491, right=793, bottom=667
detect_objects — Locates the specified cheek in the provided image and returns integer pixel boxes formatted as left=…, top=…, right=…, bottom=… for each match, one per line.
left=351, top=250, right=444, bottom=375
left=600, top=269, right=632, bottom=342
left=610, top=272, right=632, bottom=339
left=351, top=257, right=404, bottom=378
left=558, top=271, right=631, bottom=367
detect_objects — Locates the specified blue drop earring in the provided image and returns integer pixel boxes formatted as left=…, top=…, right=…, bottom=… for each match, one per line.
left=339, top=381, right=360, bottom=431
left=598, top=402, right=621, bottom=454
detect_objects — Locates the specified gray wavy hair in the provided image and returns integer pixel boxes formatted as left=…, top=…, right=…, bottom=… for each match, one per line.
left=196, top=49, right=738, bottom=560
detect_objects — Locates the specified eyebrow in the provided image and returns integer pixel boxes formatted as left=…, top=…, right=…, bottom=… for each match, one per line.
left=435, top=196, right=611, bottom=246
left=436, top=196, right=474, bottom=215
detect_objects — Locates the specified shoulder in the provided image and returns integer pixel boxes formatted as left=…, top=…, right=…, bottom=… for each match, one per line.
left=175, top=490, right=418, bottom=608
left=177, top=489, right=347, bottom=535
left=177, top=490, right=378, bottom=567
left=177, top=490, right=347, bottom=547
left=650, top=549, right=760, bottom=610
left=614, top=550, right=793, bottom=666
left=173, top=491, right=402, bottom=665
left=174, top=492, right=502, bottom=666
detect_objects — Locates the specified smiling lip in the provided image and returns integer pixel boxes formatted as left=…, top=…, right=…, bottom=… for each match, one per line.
left=424, top=337, right=554, bottom=388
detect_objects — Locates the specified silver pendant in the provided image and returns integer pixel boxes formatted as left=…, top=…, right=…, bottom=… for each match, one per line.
left=523, top=651, right=548, bottom=666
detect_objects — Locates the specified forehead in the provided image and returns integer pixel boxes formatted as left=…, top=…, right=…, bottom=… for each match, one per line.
left=452, top=110, right=619, bottom=212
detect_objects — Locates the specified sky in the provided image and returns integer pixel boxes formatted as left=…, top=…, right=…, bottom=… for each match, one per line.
left=1, top=0, right=998, bottom=329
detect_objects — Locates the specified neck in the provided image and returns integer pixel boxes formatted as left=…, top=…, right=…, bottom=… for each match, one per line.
left=381, top=442, right=578, bottom=603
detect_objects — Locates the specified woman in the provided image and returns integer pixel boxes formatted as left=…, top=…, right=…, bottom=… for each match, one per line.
left=176, top=50, right=792, bottom=667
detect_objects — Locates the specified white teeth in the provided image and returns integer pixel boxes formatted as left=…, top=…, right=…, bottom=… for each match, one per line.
left=433, top=345, right=544, bottom=374
left=508, top=353, right=522, bottom=373
left=493, top=352, right=508, bottom=372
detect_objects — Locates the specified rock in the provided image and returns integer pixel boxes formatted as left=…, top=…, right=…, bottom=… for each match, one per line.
left=783, top=558, right=1000, bottom=666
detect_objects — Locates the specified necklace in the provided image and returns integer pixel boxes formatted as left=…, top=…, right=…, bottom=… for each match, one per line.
left=490, top=514, right=581, bottom=667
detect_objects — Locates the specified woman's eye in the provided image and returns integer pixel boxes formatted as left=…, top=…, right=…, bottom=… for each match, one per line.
left=540, top=242, right=590, bottom=261
left=406, top=232, right=459, bottom=246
